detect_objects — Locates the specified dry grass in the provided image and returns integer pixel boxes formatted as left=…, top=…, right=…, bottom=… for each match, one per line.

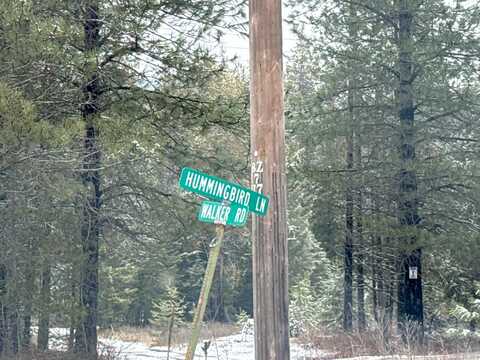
left=297, top=325, right=480, bottom=359
left=1, top=341, right=126, bottom=360
left=305, top=330, right=394, bottom=358
left=99, top=322, right=240, bottom=348
left=1, top=347, right=124, bottom=360
left=0, top=353, right=76, bottom=360
left=1, top=323, right=239, bottom=360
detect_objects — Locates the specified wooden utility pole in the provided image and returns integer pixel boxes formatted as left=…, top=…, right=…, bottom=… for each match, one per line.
left=249, top=0, right=290, bottom=359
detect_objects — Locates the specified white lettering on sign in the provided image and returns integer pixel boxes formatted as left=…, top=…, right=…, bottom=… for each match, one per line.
left=201, top=203, right=231, bottom=225
left=199, top=176, right=208, bottom=190
left=214, top=206, right=230, bottom=225
left=186, top=172, right=195, bottom=187
left=206, top=178, right=216, bottom=193
left=186, top=172, right=251, bottom=207
left=201, top=204, right=210, bottom=218
left=234, top=207, right=247, bottom=223
left=229, top=187, right=237, bottom=202
left=255, top=197, right=267, bottom=213
left=409, top=266, right=418, bottom=280
left=216, top=182, right=225, bottom=196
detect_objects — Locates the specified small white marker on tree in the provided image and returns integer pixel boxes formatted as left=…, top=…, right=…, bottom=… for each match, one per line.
left=409, top=266, right=418, bottom=279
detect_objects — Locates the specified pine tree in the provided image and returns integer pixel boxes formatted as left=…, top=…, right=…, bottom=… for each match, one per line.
left=286, top=0, right=480, bottom=339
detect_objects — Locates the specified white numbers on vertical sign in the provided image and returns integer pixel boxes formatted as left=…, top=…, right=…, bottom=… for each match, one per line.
left=409, top=266, right=418, bottom=280
left=252, top=157, right=264, bottom=194
left=252, top=160, right=263, bottom=174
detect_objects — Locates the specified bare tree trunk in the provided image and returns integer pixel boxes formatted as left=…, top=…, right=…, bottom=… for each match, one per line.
left=22, top=239, right=35, bottom=351
left=38, top=261, right=51, bottom=351
left=5, top=261, right=18, bottom=355
left=344, top=123, right=354, bottom=332
left=74, top=2, right=102, bottom=358
left=372, top=235, right=378, bottom=323
left=343, top=2, right=358, bottom=332
left=68, top=268, right=76, bottom=352
left=6, top=295, right=19, bottom=356
left=23, top=313, right=32, bottom=351
left=166, top=308, right=175, bottom=360
left=387, top=276, right=395, bottom=323
left=377, top=236, right=386, bottom=327
left=9, top=309, right=18, bottom=355
left=0, top=264, right=6, bottom=355
left=396, top=0, right=424, bottom=343
left=22, top=282, right=33, bottom=351
left=355, top=137, right=366, bottom=331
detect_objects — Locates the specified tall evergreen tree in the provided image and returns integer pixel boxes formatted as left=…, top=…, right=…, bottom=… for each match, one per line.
left=396, top=0, right=423, bottom=341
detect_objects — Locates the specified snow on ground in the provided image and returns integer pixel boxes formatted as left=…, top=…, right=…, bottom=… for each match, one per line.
left=102, top=334, right=480, bottom=360
left=102, top=333, right=327, bottom=360
left=332, top=356, right=480, bottom=360
left=39, top=327, right=326, bottom=359
left=32, top=327, right=71, bottom=351
left=39, top=328, right=480, bottom=360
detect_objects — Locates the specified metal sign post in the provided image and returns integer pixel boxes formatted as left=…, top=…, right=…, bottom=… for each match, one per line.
left=184, top=225, right=225, bottom=360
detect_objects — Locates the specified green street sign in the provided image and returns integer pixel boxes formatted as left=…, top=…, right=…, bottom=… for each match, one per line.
left=198, top=201, right=248, bottom=227
left=179, top=167, right=269, bottom=216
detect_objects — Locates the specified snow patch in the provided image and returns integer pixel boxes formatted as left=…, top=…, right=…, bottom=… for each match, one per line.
left=103, top=333, right=326, bottom=360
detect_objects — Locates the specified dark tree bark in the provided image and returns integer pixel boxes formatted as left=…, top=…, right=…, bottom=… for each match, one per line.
left=22, top=281, right=33, bottom=351
left=8, top=306, right=18, bottom=355
left=372, top=236, right=378, bottom=324
left=343, top=2, right=359, bottom=332
left=74, top=2, right=102, bottom=358
left=68, top=271, right=76, bottom=351
left=22, top=239, right=35, bottom=351
left=355, top=138, right=366, bottom=331
left=376, top=235, right=386, bottom=324
left=0, top=263, right=18, bottom=356
left=23, top=313, right=31, bottom=351
left=396, top=0, right=424, bottom=343
left=0, top=264, right=6, bottom=355
left=343, top=76, right=354, bottom=333
left=37, top=262, right=51, bottom=351
left=386, top=275, right=395, bottom=324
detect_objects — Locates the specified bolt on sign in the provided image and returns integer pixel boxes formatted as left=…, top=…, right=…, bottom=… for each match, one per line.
left=179, top=167, right=269, bottom=216
left=198, top=201, right=248, bottom=227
